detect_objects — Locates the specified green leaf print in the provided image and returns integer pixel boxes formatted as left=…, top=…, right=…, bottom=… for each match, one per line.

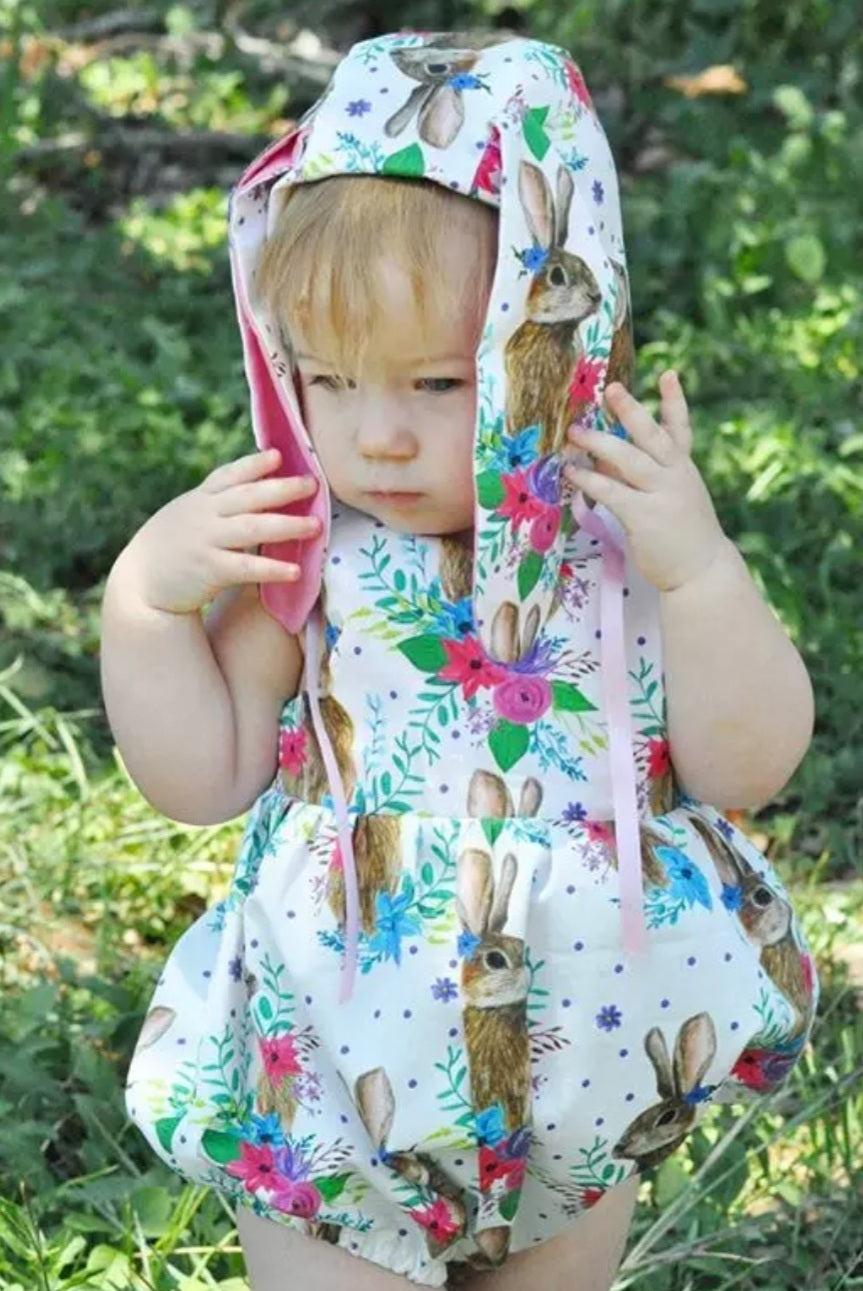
left=517, top=551, right=543, bottom=600
left=481, top=818, right=505, bottom=849
left=201, top=1129, right=242, bottom=1164
left=154, top=1116, right=182, bottom=1154
left=489, top=720, right=530, bottom=772
left=398, top=635, right=449, bottom=672
left=316, top=1173, right=352, bottom=1203
left=476, top=469, right=506, bottom=509
left=550, top=681, right=597, bottom=714
left=382, top=142, right=425, bottom=176
left=522, top=106, right=551, bottom=159
left=498, top=1189, right=521, bottom=1221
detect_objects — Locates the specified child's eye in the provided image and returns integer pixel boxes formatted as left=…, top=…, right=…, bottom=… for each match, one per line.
left=416, top=378, right=462, bottom=394
left=309, top=374, right=356, bottom=392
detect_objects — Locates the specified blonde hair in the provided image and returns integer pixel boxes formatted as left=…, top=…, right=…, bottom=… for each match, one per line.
left=257, top=175, right=498, bottom=375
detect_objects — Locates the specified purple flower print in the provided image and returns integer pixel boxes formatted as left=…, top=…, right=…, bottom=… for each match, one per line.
left=592, top=179, right=604, bottom=204
left=529, top=455, right=562, bottom=505
left=507, top=634, right=556, bottom=676
left=347, top=99, right=371, bottom=117
left=563, top=801, right=587, bottom=823
left=493, top=676, right=552, bottom=724
left=274, top=1140, right=312, bottom=1181
left=596, top=1004, right=622, bottom=1031
left=432, top=976, right=458, bottom=1002
left=228, top=955, right=243, bottom=982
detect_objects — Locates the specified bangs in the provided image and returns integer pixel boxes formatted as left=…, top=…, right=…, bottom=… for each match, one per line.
left=257, top=175, right=498, bottom=375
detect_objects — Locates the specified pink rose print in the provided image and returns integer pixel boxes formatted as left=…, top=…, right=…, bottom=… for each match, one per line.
left=496, top=468, right=545, bottom=530
left=569, top=355, right=606, bottom=407
left=529, top=505, right=561, bottom=553
left=271, top=1179, right=322, bottom=1217
left=439, top=636, right=508, bottom=701
left=472, top=128, right=501, bottom=196
left=584, top=819, right=615, bottom=847
left=259, top=1034, right=303, bottom=1082
left=411, top=1197, right=463, bottom=1242
left=647, top=738, right=670, bottom=779
left=279, top=728, right=308, bottom=777
left=227, top=1142, right=279, bottom=1192
left=493, top=676, right=552, bottom=724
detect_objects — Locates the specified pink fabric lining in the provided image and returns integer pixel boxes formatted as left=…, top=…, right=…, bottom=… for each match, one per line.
left=304, top=609, right=361, bottom=1000
left=571, top=495, right=647, bottom=955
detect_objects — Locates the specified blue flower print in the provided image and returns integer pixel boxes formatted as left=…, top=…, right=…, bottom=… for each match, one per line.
left=457, top=929, right=481, bottom=960
left=485, top=425, right=541, bottom=474
left=683, top=1082, right=717, bottom=1106
left=325, top=622, right=342, bottom=651
left=562, top=801, right=587, bottom=824
left=228, top=955, right=243, bottom=982
left=715, top=816, right=735, bottom=841
left=245, top=1112, right=287, bottom=1147
left=656, top=846, right=713, bottom=912
left=475, top=1103, right=507, bottom=1146
left=596, top=1004, right=622, bottom=1031
left=592, top=179, right=604, bottom=204
left=433, top=596, right=474, bottom=639
left=721, top=883, right=744, bottom=912
left=431, top=976, right=458, bottom=1002
left=369, top=887, right=421, bottom=964
left=346, top=99, right=371, bottom=117
left=447, top=73, right=483, bottom=91
left=516, top=244, right=549, bottom=274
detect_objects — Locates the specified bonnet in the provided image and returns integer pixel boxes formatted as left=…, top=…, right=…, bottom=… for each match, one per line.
left=228, top=32, right=644, bottom=995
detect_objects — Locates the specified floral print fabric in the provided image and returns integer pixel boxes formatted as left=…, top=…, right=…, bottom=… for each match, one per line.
left=126, top=509, right=818, bottom=1283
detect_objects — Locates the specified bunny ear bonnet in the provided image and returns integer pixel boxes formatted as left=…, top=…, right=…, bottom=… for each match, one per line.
left=229, top=34, right=646, bottom=990
left=228, top=30, right=634, bottom=657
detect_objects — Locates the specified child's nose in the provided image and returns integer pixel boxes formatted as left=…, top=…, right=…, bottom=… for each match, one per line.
left=356, top=393, right=417, bottom=460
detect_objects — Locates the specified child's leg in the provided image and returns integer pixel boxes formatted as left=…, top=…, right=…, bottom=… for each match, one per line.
left=460, top=1174, right=638, bottom=1291
left=235, top=1207, right=416, bottom=1291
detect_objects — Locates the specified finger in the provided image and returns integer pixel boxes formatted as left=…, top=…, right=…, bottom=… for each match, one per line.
left=604, top=383, right=676, bottom=466
left=201, top=448, right=288, bottom=494
left=659, top=370, right=693, bottom=454
left=567, top=426, right=659, bottom=491
left=218, top=512, right=322, bottom=549
left=216, top=550, right=303, bottom=585
left=564, top=462, right=636, bottom=520
left=217, top=473, right=320, bottom=517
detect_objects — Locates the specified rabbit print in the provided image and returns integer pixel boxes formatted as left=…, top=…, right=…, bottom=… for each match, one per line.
left=505, top=160, right=602, bottom=455
left=612, top=1012, right=719, bottom=1170
left=385, top=33, right=506, bottom=149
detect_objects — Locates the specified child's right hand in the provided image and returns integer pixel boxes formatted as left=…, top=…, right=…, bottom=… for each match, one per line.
left=119, top=448, right=320, bottom=614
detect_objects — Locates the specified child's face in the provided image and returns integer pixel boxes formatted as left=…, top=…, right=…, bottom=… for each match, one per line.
left=292, top=241, right=484, bottom=537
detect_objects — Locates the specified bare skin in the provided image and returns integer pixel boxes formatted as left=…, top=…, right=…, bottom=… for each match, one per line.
left=235, top=1174, right=638, bottom=1291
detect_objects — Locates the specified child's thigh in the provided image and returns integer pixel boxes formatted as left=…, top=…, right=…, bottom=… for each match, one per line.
left=461, top=1174, right=638, bottom=1291
left=234, top=1207, right=415, bottom=1291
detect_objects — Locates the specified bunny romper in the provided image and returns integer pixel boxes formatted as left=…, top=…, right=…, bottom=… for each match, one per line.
left=125, top=32, right=818, bottom=1287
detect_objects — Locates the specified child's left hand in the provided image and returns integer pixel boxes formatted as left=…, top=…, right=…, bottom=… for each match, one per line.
left=565, top=371, right=729, bottom=592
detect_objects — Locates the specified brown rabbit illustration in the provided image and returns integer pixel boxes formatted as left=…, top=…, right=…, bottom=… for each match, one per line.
left=326, top=815, right=402, bottom=936
left=604, top=260, right=635, bottom=392
left=612, top=1012, right=718, bottom=1170
left=440, top=533, right=474, bottom=604
left=456, top=789, right=532, bottom=1265
left=385, top=34, right=505, bottom=149
left=487, top=598, right=541, bottom=666
left=505, top=160, right=603, bottom=455
left=685, top=813, right=813, bottom=1038
left=355, top=1066, right=467, bottom=1256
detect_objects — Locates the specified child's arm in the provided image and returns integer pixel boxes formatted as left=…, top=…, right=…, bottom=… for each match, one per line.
left=566, top=373, right=814, bottom=810
left=100, top=449, right=320, bottom=824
